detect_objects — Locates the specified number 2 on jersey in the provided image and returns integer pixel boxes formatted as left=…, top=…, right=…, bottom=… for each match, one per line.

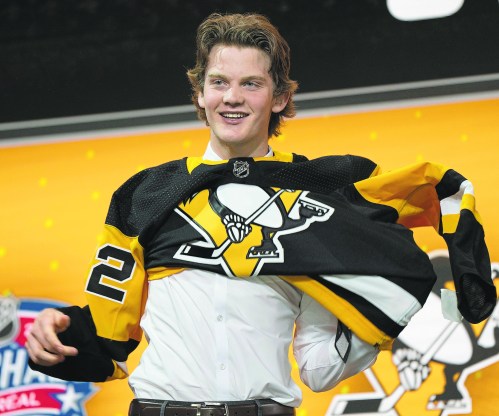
left=85, top=244, right=136, bottom=303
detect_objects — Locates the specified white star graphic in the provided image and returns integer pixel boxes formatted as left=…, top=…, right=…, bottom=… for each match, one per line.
left=55, top=384, right=84, bottom=413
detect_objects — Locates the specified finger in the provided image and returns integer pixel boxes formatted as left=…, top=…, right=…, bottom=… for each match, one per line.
left=37, top=317, right=68, bottom=353
left=26, top=332, right=66, bottom=366
left=40, top=323, right=78, bottom=357
left=53, top=312, right=71, bottom=333
left=32, top=311, right=78, bottom=357
left=53, top=315, right=79, bottom=355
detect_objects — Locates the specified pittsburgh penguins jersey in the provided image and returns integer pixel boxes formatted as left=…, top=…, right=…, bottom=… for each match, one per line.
left=29, top=151, right=495, bottom=382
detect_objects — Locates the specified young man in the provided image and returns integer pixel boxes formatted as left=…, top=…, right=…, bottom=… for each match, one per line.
left=26, top=13, right=495, bottom=416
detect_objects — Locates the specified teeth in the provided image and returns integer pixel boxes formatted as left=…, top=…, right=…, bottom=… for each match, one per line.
left=222, top=113, right=246, bottom=119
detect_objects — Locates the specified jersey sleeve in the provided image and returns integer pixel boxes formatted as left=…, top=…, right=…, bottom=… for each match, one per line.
left=84, top=223, right=147, bottom=343
left=29, top=183, right=148, bottom=382
left=28, top=305, right=139, bottom=382
left=353, top=161, right=496, bottom=324
left=83, top=167, right=154, bottom=344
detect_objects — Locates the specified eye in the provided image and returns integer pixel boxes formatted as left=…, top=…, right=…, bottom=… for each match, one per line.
left=244, top=80, right=259, bottom=88
left=210, top=78, right=226, bottom=87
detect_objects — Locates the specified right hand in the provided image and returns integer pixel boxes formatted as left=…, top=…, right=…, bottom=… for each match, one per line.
left=26, top=308, right=78, bottom=366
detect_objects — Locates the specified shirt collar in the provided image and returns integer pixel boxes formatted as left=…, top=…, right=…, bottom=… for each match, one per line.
left=202, top=142, right=274, bottom=161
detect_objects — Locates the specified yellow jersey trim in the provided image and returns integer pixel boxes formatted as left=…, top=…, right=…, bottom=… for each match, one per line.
left=280, top=275, right=393, bottom=350
left=147, top=266, right=186, bottom=280
left=106, top=361, right=128, bottom=381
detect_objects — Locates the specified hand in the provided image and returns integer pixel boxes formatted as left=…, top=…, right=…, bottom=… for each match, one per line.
left=26, top=308, right=78, bottom=366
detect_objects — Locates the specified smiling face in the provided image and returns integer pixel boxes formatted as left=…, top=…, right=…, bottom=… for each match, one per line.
left=197, top=45, right=289, bottom=159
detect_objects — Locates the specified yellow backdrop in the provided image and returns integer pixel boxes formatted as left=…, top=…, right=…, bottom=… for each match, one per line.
left=1, top=97, right=498, bottom=416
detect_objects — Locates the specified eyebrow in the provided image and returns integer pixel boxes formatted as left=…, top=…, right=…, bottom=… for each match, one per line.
left=206, top=73, right=269, bottom=83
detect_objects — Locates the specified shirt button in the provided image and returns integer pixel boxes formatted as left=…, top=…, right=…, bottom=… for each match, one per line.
left=220, top=364, right=226, bottom=370
left=217, top=315, right=224, bottom=322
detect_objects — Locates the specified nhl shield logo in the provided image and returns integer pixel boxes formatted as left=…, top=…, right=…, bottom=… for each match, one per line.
left=0, top=295, right=19, bottom=347
left=233, top=161, right=250, bottom=178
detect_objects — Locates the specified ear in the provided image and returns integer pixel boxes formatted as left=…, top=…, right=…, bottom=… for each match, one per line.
left=272, top=92, right=290, bottom=113
left=197, top=90, right=205, bottom=109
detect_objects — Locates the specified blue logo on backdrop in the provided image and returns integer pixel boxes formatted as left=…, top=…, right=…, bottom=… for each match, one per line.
left=0, top=295, right=96, bottom=415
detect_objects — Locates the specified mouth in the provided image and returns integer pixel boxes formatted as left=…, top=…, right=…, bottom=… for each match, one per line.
left=220, top=112, right=249, bottom=120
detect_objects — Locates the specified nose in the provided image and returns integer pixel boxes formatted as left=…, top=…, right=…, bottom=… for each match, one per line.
left=223, top=86, right=243, bottom=106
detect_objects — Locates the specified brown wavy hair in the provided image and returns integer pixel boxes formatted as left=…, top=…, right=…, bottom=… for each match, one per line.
left=187, top=13, right=298, bottom=138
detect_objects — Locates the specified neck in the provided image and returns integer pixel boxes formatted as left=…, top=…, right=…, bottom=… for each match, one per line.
left=210, top=140, right=270, bottom=159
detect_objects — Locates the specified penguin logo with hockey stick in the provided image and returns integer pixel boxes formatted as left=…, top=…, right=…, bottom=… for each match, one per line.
left=327, top=250, right=499, bottom=416
left=173, top=183, right=334, bottom=277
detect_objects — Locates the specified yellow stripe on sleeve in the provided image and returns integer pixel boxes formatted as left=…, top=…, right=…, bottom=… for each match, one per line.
left=106, top=361, right=129, bottom=381
left=441, top=214, right=460, bottom=234
left=280, top=275, right=393, bottom=350
left=461, top=193, right=483, bottom=225
left=441, top=193, right=483, bottom=234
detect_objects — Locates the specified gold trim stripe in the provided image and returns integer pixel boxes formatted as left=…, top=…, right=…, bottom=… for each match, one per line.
left=280, top=275, right=393, bottom=350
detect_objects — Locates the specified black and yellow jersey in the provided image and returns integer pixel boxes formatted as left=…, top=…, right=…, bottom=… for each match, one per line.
left=29, top=151, right=495, bottom=382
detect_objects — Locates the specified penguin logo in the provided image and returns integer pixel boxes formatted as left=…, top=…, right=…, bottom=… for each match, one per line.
left=327, top=250, right=499, bottom=416
left=173, top=183, right=334, bottom=277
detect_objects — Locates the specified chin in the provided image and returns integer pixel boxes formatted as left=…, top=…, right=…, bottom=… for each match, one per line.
left=217, top=133, right=251, bottom=146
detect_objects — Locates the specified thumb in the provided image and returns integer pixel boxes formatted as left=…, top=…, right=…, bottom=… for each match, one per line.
left=54, top=311, right=71, bottom=333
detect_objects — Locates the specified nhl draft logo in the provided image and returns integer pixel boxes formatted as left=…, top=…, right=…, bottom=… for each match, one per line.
left=0, top=294, right=96, bottom=415
left=174, top=183, right=334, bottom=276
left=328, top=250, right=499, bottom=416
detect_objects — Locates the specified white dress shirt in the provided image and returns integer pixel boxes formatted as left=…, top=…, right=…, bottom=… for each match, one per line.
left=128, top=143, right=379, bottom=406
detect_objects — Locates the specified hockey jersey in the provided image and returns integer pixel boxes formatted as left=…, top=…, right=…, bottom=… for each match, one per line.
left=30, top=151, right=496, bottom=382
